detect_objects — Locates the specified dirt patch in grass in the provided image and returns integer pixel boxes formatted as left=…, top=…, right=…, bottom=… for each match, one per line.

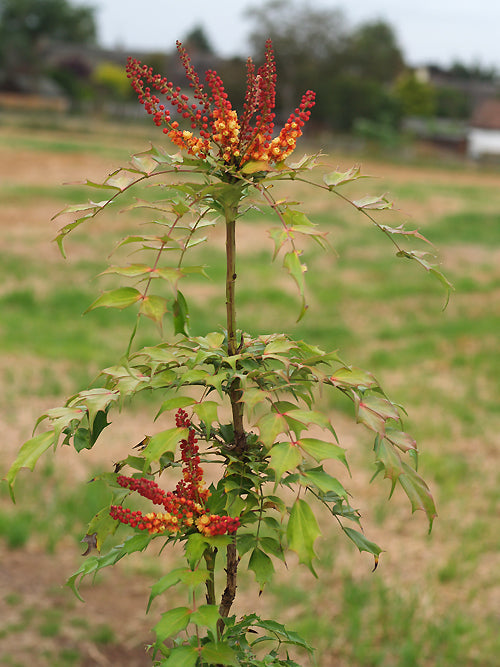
left=2, top=130, right=500, bottom=665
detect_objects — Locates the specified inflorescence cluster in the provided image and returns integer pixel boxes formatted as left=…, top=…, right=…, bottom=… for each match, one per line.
left=126, top=40, right=315, bottom=168
left=109, top=409, right=239, bottom=537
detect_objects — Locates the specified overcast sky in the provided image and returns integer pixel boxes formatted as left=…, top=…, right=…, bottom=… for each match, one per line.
left=78, top=0, right=500, bottom=69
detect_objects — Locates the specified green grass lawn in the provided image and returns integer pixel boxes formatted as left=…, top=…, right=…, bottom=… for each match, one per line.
left=1, top=116, right=499, bottom=666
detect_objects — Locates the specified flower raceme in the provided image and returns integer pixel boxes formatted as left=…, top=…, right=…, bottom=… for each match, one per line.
left=126, top=40, right=315, bottom=169
left=109, top=409, right=240, bottom=538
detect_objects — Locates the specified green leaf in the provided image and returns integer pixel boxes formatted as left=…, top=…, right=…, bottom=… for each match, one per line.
left=355, top=394, right=400, bottom=433
left=142, top=427, right=188, bottom=466
left=353, top=194, right=393, bottom=210
left=154, top=607, right=191, bottom=642
left=69, top=388, right=119, bottom=429
left=268, top=441, right=302, bottom=482
left=106, top=168, right=140, bottom=190
left=323, top=165, right=364, bottom=188
left=85, top=287, right=142, bottom=312
left=192, top=401, right=219, bottom=434
left=299, top=438, right=347, bottom=466
left=184, top=533, right=210, bottom=569
left=283, top=250, right=307, bottom=320
left=161, top=645, right=199, bottom=667
left=173, top=290, right=190, bottom=336
left=6, top=431, right=55, bottom=500
left=399, top=462, right=437, bottom=530
left=301, top=468, right=349, bottom=499
left=287, top=498, right=320, bottom=576
left=156, top=396, right=196, bottom=419
left=342, top=526, right=382, bottom=569
left=86, top=506, right=120, bottom=551
left=190, top=604, right=220, bottom=638
left=147, top=568, right=184, bottom=613
left=201, top=642, right=238, bottom=666
left=248, top=547, right=275, bottom=591
left=374, top=436, right=404, bottom=494
left=241, top=388, right=267, bottom=412
left=67, top=533, right=151, bottom=601
left=384, top=428, right=417, bottom=453
left=329, top=366, right=377, bottom=389
left=100, top=263, right=152, bottom=278
left=140, top=295, right=168, bottom=324
left=257, top=412, right=287, bottom=448
left=241, top=159, right=270, bottom=174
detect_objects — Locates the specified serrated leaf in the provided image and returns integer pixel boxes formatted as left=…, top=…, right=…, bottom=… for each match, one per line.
left=283, top=250, right=307, bottom=320
left=100, top=263, right=152, bottom=278
left=6, top=430, right=55, bottom=500
left=257, top=412, right=287, bottom=448
left=67, top=533, right=150, bottom=601
left=161, top=645, right=199, bottom=667
left=301, top=467, right=349, bottom=499
left=248, top=547, right=275, bottom=591
left=201, top=642, right=238, bottom=666
left=69, top=388, right=119, bottom=428
left=156, top=396, right=196, bottom=419
left=190, top=604, right=220, bottom=638
left=130, top=150, right=159, bottom=174
left=241, top=388, right=267, bottom=412
left=353, top=194, right=393, bottom=210
left=106, top=169, right=140, bottom=190
left=399, top=462, right=437, bottom=530
left=142, top=427, right=188, bottom=466
left=384, top=428, right=417, bottom=453
left=147, top=568, right=185, bottom=613
left=268, top=441, right=302, bottom=482
left=342, top=526, right=382, bottom=568
left=85, top=287, right=142, bottom=312
left=329, top=367, right=378, bottom=389
left=285, top=409, right=334, bottom=435
left=241, top=159, right=270, bottom=174
left=374, top=436, right=404, bottom=494
left=192, top=401, right=219, bottom=436
left=355, top=394, right=400, bottom=434
left=287, top=498, right=320, bottom=576
left=173, top=290, right=190, bottom=336
left=323, top=165, right=364, bottom=187
left=140, top=295, right=168, bottom=324
left=263, top=337, right=295, bottom=355
left=154, top=607, right=191, bottom=642
left=86, top=506, right=120, bottom=551
left=298, top=438, right=347, bottom=466
left=184, top=533, right=210, bottom=569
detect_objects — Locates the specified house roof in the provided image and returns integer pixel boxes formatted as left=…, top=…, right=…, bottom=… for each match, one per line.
left=470, top=99, right=500, bottom=129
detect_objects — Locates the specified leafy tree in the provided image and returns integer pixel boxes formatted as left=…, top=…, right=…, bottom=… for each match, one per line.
left=394, top=71, right=436, bottom=117
left=246, top=0, right=405, bottom=131
left=344, top=20, right=404, bottom=84
left=0, top=0, right=96, bottom=89
left=183, top=25, right=215, bottom=54
left=246, top=0, right=347, bottom=112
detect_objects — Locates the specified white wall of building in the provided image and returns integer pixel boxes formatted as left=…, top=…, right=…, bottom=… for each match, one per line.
left=468, top=127, right=500, bottom=158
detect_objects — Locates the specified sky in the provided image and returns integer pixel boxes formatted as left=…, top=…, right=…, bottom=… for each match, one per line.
left=78, top=0, right=500, bottom=69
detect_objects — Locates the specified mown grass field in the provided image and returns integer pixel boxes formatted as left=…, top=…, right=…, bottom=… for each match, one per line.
left=0, top=113, right=499, bottom=666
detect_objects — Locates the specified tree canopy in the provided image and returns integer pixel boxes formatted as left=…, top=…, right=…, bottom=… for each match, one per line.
left=0, top=0, right=96, bottom=88
left=246, top=0, right=404, bottom=131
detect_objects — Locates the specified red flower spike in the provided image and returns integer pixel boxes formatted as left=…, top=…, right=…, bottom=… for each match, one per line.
left=110, top=409, right=239, bottom=537
left=126, top=40, right=315, bottom=169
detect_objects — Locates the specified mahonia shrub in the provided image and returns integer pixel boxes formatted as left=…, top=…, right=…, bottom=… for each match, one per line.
left=7, top=40, right=450, bottom=666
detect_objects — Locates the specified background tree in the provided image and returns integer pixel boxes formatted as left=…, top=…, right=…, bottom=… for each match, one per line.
left=246, top=0, right=404, bottom=132
left=183, top=25, right=215, bottom=55
left=0, top=0, right=96, bottom=91
left=394, top=71, right=436, bottom=117
left=246, top=0, right=347, bottom=115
